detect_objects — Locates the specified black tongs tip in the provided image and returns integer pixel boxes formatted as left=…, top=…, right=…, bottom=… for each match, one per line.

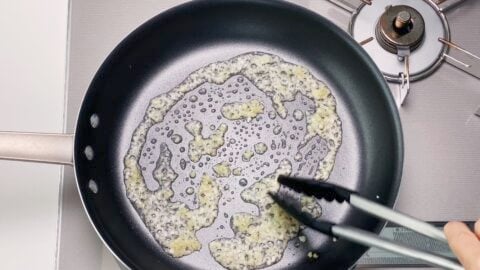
left=268, top=190, right=335, bottom=236
left=276, top=175, right=353, bottom=203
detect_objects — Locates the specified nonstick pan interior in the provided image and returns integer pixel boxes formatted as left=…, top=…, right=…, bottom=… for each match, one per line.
left=73, top=1, right=403, bottom=269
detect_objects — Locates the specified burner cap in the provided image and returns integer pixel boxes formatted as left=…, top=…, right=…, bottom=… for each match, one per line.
left=376, top=5, right=425, bottom=54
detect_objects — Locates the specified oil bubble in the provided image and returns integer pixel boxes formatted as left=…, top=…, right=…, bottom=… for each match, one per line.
left=271, top=141, right=277, bottom=150
left=180, top=159, right=187, bottom=170
left=273, top=126, right=282, bottom=135
left=171, top=134, right=183, bottom=144
left=189, top=95, right=198, bottom=102
left=239, top=178, right=248, bottom=187
left=186, top=187, right=194, bottom=195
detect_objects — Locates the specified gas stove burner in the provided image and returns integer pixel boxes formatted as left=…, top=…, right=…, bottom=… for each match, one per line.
left=333, top=0, right=477, bottom=107
left=349, top=0, right=450, bottom=83
left=375, top=5, right=425, bottom=54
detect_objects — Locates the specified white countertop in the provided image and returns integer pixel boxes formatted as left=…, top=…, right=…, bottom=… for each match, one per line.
left=0, top=0, right=68, bottom=269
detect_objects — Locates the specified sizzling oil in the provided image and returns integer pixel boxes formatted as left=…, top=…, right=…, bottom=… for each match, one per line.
left=123, top=52, right=342, bottom=269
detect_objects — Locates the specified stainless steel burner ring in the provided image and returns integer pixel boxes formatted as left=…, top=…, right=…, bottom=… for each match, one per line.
left=349, top=0, right=450, bottom=83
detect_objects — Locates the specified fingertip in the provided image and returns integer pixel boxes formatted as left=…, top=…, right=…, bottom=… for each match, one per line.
left=475, top=219, right=480, bottom=238
left=444, top=221, right=467, bottom=236
left=444, top=221, right=480, bottom=270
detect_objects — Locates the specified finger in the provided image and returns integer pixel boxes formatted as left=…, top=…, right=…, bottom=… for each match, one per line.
left=444, top=221, right=480, bottom=270
left=475, top=219, right=480, bottom=239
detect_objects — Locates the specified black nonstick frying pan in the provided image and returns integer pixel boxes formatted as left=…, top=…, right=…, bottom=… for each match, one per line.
left=0, top=0, right=403, bottom=269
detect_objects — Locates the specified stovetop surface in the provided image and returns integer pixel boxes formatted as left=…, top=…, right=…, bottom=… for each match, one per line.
left=58, top=0, right=480, bottom=269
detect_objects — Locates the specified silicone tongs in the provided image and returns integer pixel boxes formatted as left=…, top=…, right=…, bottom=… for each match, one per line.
left=270, top=175, right=464, bottom=270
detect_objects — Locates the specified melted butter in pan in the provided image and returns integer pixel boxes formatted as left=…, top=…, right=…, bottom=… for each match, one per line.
left=209, top=160, right=322, bottom=269
left=123, top=52, right=342, bottom=268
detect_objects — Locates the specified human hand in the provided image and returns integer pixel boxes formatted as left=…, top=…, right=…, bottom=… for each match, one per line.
left=444, top=220, right=480, bottom=270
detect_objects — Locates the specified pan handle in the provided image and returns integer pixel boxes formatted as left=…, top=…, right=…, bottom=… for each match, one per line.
left=0, top=132, right=73, bottom=165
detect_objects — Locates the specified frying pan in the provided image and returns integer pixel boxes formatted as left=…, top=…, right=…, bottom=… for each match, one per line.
left=0, top=0, right=403, bottom=269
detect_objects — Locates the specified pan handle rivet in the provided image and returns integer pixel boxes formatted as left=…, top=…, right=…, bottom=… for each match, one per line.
left=90, top=114, right=100, bottom=128
left=84, top=146, right=94, bottom=160
left=88, top=179, right=98, bottom=194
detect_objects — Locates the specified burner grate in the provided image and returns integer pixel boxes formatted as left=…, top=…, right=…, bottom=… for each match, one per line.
left=328, top=0, right=478, bottom=107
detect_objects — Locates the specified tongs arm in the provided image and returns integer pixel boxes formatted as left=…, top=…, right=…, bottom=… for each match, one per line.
left=274, top=176, right=464, bottom=270
left=349, top=193, right=447, bottom=243
left=278, top=176, right=446, bottom=242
